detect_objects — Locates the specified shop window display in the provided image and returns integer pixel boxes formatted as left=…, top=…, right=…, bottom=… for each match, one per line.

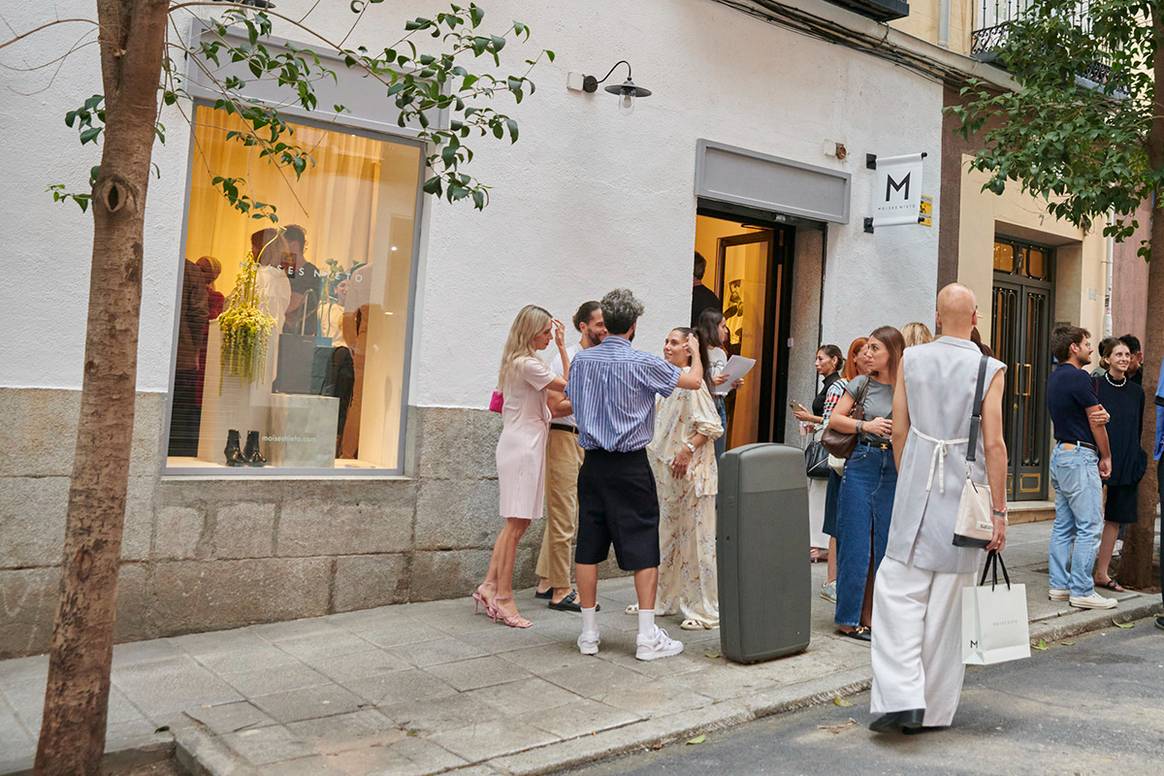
left=165, top=105, right=420, bottom=472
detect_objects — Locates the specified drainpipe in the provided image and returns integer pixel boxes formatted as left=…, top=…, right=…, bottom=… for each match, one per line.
left=939, top=0, right=951, bottom=49
left=1103, top=210, right=1114, bottom=336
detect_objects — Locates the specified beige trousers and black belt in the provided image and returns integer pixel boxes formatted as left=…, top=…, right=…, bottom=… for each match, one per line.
left=535, top=427, right=585, bottom=589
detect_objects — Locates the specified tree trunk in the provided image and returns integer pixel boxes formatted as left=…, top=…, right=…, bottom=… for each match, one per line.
left=34, top=2, right=168, bottom=773
left=1118, top=9, right=1164, bottom=590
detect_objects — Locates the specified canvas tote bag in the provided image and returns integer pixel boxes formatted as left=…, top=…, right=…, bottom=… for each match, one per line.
left=962, top=551, right=1031, bottom=666
left=953, top=356, right=995, bottom=548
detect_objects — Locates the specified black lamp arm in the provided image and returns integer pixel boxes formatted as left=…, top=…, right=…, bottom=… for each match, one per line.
left=582, top=60, right=632, bottom=93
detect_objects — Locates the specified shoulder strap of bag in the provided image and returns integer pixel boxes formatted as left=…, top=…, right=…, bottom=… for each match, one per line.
left=853, top=375, right=871, bottom=413
left=965, top=355, right=989, bottom=464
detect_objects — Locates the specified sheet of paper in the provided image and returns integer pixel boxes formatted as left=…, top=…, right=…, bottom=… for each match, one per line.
left=712, top=355, right=755, bottom=396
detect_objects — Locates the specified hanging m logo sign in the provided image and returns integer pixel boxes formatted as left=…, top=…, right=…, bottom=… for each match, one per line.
left=886, top=172, right=910, bottom=201
left=868, top=152, right=926, bottom=228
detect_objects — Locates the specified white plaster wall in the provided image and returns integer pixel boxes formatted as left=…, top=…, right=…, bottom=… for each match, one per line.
left=0, top=0, right=943, bottom=409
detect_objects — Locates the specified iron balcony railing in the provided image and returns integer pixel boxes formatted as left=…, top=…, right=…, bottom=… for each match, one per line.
left=971, top=0, right=1110, bottom=84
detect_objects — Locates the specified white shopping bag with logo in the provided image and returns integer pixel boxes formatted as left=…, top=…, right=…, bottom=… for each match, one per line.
left=962, top=551, right=1031, bottom=665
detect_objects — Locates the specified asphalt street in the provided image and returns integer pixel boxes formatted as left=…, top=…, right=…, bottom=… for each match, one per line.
left=574, top=620, right=1164, bottom=776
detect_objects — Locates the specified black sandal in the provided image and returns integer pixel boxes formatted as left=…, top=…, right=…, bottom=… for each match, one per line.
left=534, top=588, right=553, bottom=600
left=838, top=626, right=872, bottom=642
left=548, top=591, right=600, bottom=613
left=1096, top=578, right=1126, bottom=593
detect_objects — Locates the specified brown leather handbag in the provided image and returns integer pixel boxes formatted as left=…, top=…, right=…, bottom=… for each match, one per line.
left=820, top=378, right=870, bottom=459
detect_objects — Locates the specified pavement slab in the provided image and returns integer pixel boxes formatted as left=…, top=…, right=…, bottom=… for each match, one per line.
left=1, top=520, right=1160, bottom=775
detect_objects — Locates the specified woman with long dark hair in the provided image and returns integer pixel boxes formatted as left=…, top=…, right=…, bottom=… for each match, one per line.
left=794, top=344, right=845, bottom=562
left=650, top=327, right=724, bottom=629
left=818, top=337, right=868, bottom=604
left=696, top=308, right=732, bottom=458
left=827, top=326, right=905, bottom=640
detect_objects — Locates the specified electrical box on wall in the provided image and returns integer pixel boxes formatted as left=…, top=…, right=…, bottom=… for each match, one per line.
left=824, top=0, right=909, bottom=22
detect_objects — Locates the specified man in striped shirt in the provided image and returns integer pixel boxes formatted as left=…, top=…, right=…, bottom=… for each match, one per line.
left=568, top=288, right=706, bottom=661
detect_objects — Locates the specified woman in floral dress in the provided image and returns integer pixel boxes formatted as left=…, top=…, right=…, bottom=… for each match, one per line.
left=648, top=327, right=724, bottom=630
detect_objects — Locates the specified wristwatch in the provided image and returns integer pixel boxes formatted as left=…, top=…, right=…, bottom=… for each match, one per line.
left=991, top=507, right=1008, bottom=522
left=684, top=441, right=696, bottom=454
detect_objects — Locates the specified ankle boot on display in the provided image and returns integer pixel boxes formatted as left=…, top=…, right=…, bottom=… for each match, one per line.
left=243, top=430, right=267, bottom=467
left=224, top=429, right=245, bottom=467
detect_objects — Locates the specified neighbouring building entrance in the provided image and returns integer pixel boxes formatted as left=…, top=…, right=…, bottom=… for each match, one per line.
left=693, top=210, right=794, bottom=449
left=990, top=237, right=1053, bottom=501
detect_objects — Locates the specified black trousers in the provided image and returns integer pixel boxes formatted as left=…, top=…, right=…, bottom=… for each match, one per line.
left=575, top=448, right=661, bottom=571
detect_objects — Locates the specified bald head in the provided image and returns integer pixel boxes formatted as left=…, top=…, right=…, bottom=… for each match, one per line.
left=936, top=283, right=977, bottom=338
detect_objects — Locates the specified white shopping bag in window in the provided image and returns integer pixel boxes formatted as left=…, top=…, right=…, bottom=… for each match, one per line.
left=962, top=551, right=1031, bottom=666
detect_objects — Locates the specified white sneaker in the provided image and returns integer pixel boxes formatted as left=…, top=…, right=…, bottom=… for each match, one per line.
left=577, top=630, right=600, bottom=656
left=1069, top=592, right=1117, bottom=610
left=1048, top=588, right=1070, bottom=601
left=820, top=580, right=837, bottom=604
left=635, top=626, right=685, bottom=661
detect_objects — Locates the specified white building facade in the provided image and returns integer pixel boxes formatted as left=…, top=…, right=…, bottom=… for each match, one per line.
left=0, top=0, right=971, bottom=655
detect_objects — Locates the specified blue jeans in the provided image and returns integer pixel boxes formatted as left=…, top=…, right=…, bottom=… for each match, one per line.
left=834, top=444, right=897, bottom=628
left=714, top=397, right=727, bottom=459
left=1048, top=444, right=1103, bottom=597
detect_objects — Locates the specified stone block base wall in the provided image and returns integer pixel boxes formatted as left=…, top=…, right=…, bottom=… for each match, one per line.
left=0, top=388, right=618, bottom=658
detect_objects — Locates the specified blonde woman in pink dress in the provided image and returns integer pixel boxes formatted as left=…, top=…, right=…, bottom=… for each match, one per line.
left=475, top=305, right=569, bottom=628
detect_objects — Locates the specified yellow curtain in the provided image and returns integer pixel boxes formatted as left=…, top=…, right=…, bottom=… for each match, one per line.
left=184, top=105, right=388, bottom=297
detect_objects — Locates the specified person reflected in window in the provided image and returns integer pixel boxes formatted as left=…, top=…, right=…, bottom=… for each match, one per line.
left=169, top=259, right=210, bottom=457
left=281, top=224, right=322, bottom=336
left=339, top=261, right=372, bottom=459
left=251, top=229, right=291, bottom=333
left=690, top=251, right=721, bottom=326
left=193, top=256, right=224, bottom=409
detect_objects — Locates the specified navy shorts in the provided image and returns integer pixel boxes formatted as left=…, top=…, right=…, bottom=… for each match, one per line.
left=574, top=448, right=661, bottom=571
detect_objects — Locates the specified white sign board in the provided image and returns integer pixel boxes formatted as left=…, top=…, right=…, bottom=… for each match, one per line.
left=870, top=152, right=925, bottom=228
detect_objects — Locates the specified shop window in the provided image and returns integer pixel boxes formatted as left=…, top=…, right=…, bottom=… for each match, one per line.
left=165, top=104, right=420, bottom=473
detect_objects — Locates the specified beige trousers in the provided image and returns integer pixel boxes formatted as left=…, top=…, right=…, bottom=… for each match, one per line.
left=535, top=429, right=584, bottom=589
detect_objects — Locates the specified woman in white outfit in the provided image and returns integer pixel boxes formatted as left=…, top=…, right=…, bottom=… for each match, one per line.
left=650, top=327, right=724, bottom=630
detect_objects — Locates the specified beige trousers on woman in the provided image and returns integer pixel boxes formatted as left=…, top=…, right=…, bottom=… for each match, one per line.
left=535, top=429, right=584, bottom=589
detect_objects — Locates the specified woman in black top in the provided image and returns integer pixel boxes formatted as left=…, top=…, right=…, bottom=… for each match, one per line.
left=1093, top=340, right=1147, bottom=592
left=794, top=345, right=845, bottom=426
left=795, top=345, right=845, bottom=563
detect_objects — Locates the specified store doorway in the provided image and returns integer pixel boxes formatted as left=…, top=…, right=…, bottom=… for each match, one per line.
left=693, top=210, right=794, bottom=449
left=990, top=238, right=1054, bottom=501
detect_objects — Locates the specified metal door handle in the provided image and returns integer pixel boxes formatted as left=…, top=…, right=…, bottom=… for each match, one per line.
left=1019, top=363, right=1032, bottom=398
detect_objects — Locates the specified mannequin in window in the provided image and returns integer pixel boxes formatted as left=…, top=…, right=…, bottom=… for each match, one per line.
left=251, top=228, right=291, bottom=333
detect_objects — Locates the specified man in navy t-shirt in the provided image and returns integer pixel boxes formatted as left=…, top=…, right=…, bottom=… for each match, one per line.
left=1046, top=325, right=1115, bottom=610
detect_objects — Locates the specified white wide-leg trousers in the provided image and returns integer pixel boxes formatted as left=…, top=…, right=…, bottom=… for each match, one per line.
left=870, top=555, right=975, bottom=727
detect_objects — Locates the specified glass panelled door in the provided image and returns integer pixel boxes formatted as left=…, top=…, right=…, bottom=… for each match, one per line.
left=990, top=239, right=1053, bottom=501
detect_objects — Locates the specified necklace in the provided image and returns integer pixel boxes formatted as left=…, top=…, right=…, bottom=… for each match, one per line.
left=1105, top=372, right=1127, bottom=388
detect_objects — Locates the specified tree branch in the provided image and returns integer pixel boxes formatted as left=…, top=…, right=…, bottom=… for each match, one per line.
left=0, top=17, right=96, bottom=51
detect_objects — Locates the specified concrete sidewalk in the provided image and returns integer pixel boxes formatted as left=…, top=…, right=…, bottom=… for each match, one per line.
left=1, top=521, right=1159, bottom=775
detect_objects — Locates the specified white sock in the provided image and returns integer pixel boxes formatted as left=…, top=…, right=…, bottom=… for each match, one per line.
left=637, top=609, right=655, bottom=637
left=581, top=606, right=597, bottom=634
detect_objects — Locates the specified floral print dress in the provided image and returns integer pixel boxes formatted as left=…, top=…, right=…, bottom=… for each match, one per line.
left=647, top=376, right=724, bottom=628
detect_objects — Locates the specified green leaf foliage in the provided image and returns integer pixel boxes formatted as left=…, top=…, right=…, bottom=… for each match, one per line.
left=56, top=2, right=552, bottom=218
left=953, top=0, right=1158, bottom=259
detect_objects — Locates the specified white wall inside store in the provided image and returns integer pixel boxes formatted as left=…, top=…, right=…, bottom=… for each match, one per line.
left=0, top=0, right=942, bottom=409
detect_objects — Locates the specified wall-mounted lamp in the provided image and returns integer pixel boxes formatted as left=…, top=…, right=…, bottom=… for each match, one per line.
left=581, top=60, right=652, bottom=115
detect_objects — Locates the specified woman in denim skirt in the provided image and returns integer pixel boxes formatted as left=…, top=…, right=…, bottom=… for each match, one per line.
left=825, top=326, right=905, bottom=641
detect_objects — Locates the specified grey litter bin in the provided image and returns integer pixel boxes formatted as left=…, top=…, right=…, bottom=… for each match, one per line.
left=717, top=443, right=811, bottom=663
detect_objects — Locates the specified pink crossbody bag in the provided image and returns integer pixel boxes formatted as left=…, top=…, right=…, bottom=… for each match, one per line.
left=488, top=389, right=504, bottom=413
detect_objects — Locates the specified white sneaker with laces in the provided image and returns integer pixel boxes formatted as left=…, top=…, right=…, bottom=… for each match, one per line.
left=1048, top=588, right=1070, bottom=601
left=635, top=626, right=684, bottom=661
left=1069, top=592, right=1117, bottom=610
left=577, top=630, right=600, bottom=656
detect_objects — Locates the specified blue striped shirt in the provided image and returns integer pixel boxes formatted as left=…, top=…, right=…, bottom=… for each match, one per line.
left=566, top=336, right=681, bottom=452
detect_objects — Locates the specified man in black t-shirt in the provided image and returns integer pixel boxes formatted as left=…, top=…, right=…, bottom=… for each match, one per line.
left=1046, top=325, right=1116, bottom=610
left=690, top=251, right=721, bottom=326
left=282, top=224, right=321, bottom=335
